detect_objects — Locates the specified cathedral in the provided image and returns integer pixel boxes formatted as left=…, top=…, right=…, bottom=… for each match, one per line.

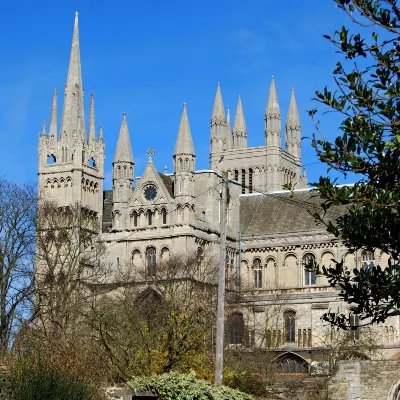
left=37, top=13, right=400, bottom=371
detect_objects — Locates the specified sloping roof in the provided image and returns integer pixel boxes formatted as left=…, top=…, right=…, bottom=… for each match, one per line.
left=102, top=190, right=113, bottom=233
left=240, top=190, right=343, bottom=236
left=158, top=173, right=174, bottom=197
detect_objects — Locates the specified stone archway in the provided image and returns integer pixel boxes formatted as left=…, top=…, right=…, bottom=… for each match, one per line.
left=387, top=378, right=400, bottom=400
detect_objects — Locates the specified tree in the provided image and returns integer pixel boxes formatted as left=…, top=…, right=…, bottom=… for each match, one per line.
left=0, top=178, right=36, bottom=356
left=309, top=0, right=400, bottom=328
left=34, top=200, right=109, bottom=336
left=89, top=251, right=219, bottom=382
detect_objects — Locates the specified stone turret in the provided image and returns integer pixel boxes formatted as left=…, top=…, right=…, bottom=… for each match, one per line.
left=265, top=76, right=281, bottom=148
left=232, top=95, right=247, bottom=149
left=210, top=82, right=227, bottom=169
left=174, top=103, right=195, bottom=204
left=112, top=113, right=134, bottom=229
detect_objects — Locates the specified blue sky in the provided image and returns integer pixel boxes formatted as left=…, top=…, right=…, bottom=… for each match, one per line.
left=0, top=0, right=351, bottom=189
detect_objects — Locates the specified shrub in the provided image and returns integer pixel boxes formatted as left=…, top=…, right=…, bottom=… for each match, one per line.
left=128, top=371, right=253, bottom=400
left=7, top=360, right=101, bottom=400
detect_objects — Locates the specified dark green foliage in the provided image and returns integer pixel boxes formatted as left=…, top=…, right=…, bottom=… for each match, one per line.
left=309, top=0, right=400, bottom=328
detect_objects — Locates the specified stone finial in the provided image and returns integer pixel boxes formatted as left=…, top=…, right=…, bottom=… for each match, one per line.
left=266, top=76, right=280, bottom=117
left=49, top=87, right=57, bottom=139
left=286, top=87, right=301, bottom=130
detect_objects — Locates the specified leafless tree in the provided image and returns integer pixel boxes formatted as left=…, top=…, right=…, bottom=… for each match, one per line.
left=0, top=178, right=37, bottom=356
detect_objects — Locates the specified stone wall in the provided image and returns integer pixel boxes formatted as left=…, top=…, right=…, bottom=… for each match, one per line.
left=329, top=360, right=400, bottom=400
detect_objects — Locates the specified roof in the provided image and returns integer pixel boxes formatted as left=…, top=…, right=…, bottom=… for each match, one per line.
left=240, top=190, right=343, bottom=236
left=158, top=173, right=174, bottom=197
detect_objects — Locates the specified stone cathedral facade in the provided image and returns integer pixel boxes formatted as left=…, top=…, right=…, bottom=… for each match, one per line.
left=37, top=13, right=400, bottom=371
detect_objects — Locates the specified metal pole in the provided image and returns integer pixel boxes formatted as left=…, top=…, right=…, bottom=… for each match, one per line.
left=215, top=172, right=228, bottom=384
left=237, top=231, right=242, bottom=292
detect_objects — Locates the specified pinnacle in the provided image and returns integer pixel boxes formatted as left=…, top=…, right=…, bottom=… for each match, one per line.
left=113, top=112, right=134, bottom=163
left=88, top=92, right=96, bottom=143
left=233, top=95, right=247, bottom=135
left=41, top=120, right=47, bottom=136
left=49, top=87, right=57, bottom=138
left=211, top=82, right=225, bottom=122
left=286, top=87, right=301, bottom=128
left=266, top=76, right=280, bottom=116
left=174, top=103, right=195, bottom=155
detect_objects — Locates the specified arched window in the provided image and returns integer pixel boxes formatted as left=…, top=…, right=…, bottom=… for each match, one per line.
left=228, top=313, right=244, bottom=345
left=284, top=311, right=296, bottom=343
left=361, top=250, right=375, bottom=270
left=277, top=353, right=308, bottom=374
left=123, top=165, right=127, bottom=177
left=234, top=170, right=239, bottom=182
left=162, top=208, right=167, bottom=224
left=147, top=247, right=156, bottom=277
left=147, top=210, right=153, bottom=226
left=303, top=253, right=316, bottom=285
left=349, top=313, right=360, bottom=340
left=253, top=258, right=262, bottom=289
left=241, top=169, right=246, bottom=194
left=89, top=158, right=96, bottom=167
left=47, top=154, right=56, bottom=164
left=117, top=166, right=121, bottom=178
left=179, top=158, right=183, bottom=171
left=185, top=158, right=189, bottom=170
left=201, top=211, right=206, bottom=221
left=249, top=168, right=253, bottom=193
left=132, top=211, right=138, bottom=227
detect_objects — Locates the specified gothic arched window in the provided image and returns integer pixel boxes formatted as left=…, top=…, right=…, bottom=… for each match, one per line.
left=234, top=170, right=239, bottom=182
left=132, top=211, right=138, bottom=227
left=147, top=210, right=153, bottom=226
left=249, top=168, right=253, bottom=193
left=361, top=250, right=375, bottom=270
left=253, top=258, right=262, bottom=289
left=161, top=208, right=167, bottom=225
left=303, top=253, right=316, bottom=285
left=284, top=310, right=296, bottom=343
left=241, top=169, right=246, bottom=194
left=228, top=312, right=244, bottom=345
left=147, top=247, right=156, bottom=277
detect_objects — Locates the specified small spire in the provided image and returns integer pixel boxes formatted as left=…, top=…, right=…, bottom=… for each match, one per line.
left=233, top=95, right=247, bottom=135
left=88, top=92, right=96, bottom=143
left=303, top=167, right=307, bottom=179
left=286, top=87, right=301, bottom=129
left=113, top=112, right=134, bottom=163
left=164, top=165, right=168, bottom=174
left=226, top=106, right=231, bottom=130
left=174, top=103, right=195, bottom=155
left=41, top=120, right=47, bottom=136
left=99, top=125, right=103, bottom=141
left=211, top=82, right=225, bottom=123
left=49, top=87, right=57, bottom=139
left=266, top=76, right=280, bottom=117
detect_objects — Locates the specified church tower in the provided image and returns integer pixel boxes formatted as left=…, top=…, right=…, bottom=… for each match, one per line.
left=112, top=113, right=134, bottom=229
left=37, top=12, right=105, bottom=229
left=210, top=82, right=228, bottom=170
left=174, top=103, right=195, bottom=205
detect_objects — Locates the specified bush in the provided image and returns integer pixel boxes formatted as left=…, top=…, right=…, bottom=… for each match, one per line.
left=7, top=361, right=101, bottom=400
left=128, top=371, right=253, bottom=400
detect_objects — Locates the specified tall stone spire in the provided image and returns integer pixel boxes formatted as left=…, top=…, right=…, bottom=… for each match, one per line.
left=174, top=103, right=195, bottom=155
left=232, top=95, right=247, bottom=148
left=265, top=76, right=281, bottom=147
left=60, top=11, right=85, bottom=144
left=88, top=93, right=96, bottom=144
left=113, top=112, right=134, bottom=163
